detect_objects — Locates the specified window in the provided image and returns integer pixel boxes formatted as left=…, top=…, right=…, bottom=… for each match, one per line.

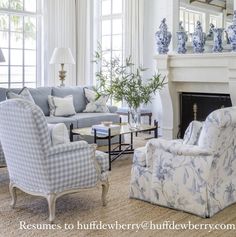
left=180, top=7, right=204, bottom=35
left=100, top=0, right=124, bottom=63
left=209, top=14, right=222, bottom=28
left=0, top=0, right=41, bottom=88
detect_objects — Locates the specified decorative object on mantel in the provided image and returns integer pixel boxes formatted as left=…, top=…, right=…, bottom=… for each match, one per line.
left=212, top=27, right=224, bottom=53
left=49, top=47, right=75, bottom=87
left=176, top=21, right=188, bottom=54
left=192, top=21, right=206, bottom=53
left=93, top=46, right=165, bottom=128
left=226, top=10, right=236, bottom=52
left=206, top=23, right=215, bottom=41
left=0, top=48, right=5, bottom=63
left=155, top=18, right=172, bottom=54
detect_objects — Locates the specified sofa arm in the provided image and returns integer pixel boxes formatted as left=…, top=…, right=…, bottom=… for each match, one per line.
left=108, top=105, right=118, bottom=113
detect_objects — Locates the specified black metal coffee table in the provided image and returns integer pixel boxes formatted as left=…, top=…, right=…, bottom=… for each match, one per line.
left=70, top=121, right=158, bottom=170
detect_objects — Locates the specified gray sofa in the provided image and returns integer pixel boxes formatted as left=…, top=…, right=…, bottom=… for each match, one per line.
left=0, top=86, right=121, bottom=166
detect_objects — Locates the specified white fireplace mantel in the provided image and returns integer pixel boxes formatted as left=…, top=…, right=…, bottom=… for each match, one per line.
left=154, top=53, right=236, bottom=139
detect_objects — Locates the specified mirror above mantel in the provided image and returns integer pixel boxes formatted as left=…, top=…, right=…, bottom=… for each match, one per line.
left=179, top=0, right=234, bottom=52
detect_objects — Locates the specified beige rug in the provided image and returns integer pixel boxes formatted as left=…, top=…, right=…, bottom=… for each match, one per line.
left=1, top=136, right=236, bottom=237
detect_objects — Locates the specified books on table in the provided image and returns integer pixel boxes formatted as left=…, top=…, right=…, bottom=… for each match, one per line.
left=91, top=124, right=121, bottom=136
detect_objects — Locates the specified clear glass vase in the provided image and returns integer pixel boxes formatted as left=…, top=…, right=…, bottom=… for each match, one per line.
left=129, top=107, right=141, bottom=129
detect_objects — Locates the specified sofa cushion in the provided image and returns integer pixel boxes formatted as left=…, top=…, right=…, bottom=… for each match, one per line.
left=48, top=123, right=70, bottom=146
left=6, top=87, right=35, bottom=103
left=46, top=116, right=77, bottom=129
left=52, top=86, right=86, bottom=113
left=48, top=95, right=76, bottom=117
left=29, top=87, right=52, bottom=116
left=73, top=113, right=120, bottom=128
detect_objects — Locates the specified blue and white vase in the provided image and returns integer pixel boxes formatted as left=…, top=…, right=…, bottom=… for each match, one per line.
left=192, top=21, right=206, bottom=53
left=155, top=18, right=172, bottom=54
left=176, top=21, right=188, bottom=54
left=212, top=28, right=224, bottom=53
left=226, top=10, right=236, bottom=52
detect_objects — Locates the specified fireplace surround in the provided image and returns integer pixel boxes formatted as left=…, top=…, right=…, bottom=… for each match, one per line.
left=154, top=53, right=236, bottom=139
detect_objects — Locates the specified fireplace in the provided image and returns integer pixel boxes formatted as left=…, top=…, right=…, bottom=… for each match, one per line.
left=154, top=53, right=236, bottom=139
left=179, top=92, right=232, bottom=138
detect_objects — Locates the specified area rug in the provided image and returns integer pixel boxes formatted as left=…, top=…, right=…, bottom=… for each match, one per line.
left=0, top=136, right=236, bottom=237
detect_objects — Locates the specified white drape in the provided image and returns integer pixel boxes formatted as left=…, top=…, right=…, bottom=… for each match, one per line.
left=124, top=0, right=144, bottom=67
left=43, top=0, right=93, bottom=87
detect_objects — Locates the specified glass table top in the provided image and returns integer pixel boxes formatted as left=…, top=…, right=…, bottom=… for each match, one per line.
left=72, top=123, right=157, bottom=137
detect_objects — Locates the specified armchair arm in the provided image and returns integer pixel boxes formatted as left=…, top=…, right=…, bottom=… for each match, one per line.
left=146, top=138, right=213, bottom=168
left=46, top=141, right=91, bottom=156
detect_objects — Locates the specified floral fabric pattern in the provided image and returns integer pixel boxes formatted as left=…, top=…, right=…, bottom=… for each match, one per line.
left=130, top=107, right=236, bottom=217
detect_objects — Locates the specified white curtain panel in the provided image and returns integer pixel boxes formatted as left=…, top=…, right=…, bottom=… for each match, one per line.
left=124, top=0, right=144, bottom=67
left=43, top=0, right=76, bottom=86
left=75, top=0, right=93, bottom=86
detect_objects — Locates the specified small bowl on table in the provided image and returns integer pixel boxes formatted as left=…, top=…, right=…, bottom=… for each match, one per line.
left=101, top=121, right=113, bottom=127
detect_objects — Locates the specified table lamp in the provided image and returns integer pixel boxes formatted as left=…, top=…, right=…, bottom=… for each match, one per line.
left=49, top=47, right=75, bottom=87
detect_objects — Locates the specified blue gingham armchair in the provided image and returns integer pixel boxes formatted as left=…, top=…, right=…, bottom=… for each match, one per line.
left=130, top=107, right=236, bottom=217
left=0, top=99, right=109, bottom=222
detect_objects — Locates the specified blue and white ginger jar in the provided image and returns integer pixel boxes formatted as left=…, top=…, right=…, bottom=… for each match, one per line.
left=226, top=10, right=236, bottom=52
left=192, top=21, right=206, bottom=53
left=155, top=18, right=172, bottom=54
left=176, top=21, right=188, bottom=54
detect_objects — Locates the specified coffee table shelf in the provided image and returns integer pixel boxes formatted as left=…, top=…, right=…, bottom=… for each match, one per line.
left=70, top=121, right=158, bottom=170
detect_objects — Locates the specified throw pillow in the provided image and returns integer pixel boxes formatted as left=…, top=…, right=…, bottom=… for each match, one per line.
left=83, top=88, right=109, bottom=113
left=183, top=120, right=203, bottom=145
left=48, top=95, right=76, bottom=117
left=6, top=87, right=35, bottom=103
left=48, top=123, right=70, bottom=146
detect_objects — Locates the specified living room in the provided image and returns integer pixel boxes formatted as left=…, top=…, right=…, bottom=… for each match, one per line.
left=1, top=0, right=236, bottom=236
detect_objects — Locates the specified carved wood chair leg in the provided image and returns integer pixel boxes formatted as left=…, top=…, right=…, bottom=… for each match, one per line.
left=47, top=194, right=56, bottom=223
left=101, top=179, right=109, bottom=206
left=9, top=182, right=17, bottom=208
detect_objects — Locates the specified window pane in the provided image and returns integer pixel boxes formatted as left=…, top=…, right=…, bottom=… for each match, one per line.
left=102, top=35, right=111, bottom=50
left=102, top=0, right=111, bottom=16
left=25, top=34, right=36, bottom=49
left=10, top=66, right=22, bottom=82
left=10, top=0, right=23, bottom=10
left=25, top=66, right=36, bottom=82
left=10, top=49, right=23, bottom=65
left=112, top=0, right=122, bottom=14
left=24, top=0, right=36, bottom=12
left=0, top=66, right=9, bottom=83
left=0, top=0, right=9, bottom=8
left=0, top=83, right=8, bottom=88
left=1, top=49, right=8, bottom=65
left=10, top=83, right=23, bottom=88
left=112, top=19, right=122, bottom=34
left=0, top=31, right=9, bottom=48
left=112, top=35, right=122, bottom=50
left=24, top=16, right=36, bottom=33
left=102, top=20, right=111, bottom=35
left=112, top=51, right=122, bottom=60
left=24, top=82, right=36, bottom=88
left=24, top=50, right=36, bottom=65
left=0, top=14, right=9, bottom=31
left=11, top=32, right=23, bottom=48
left=11, top=15, right=23, bottom=32
left=103, top=51, right=111, bottom=62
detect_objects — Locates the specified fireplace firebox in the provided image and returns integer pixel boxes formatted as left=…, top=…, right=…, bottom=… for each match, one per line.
left=179, top=92, right=232, bottom=138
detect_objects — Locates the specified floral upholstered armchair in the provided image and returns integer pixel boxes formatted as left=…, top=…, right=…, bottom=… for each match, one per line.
left=130, top=106, right=236, bottom=217
left=0, top=99, right=109, bottom=222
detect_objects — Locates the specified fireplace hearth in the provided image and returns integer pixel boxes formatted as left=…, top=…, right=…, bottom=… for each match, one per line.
left=179, top=92, right=232, bottom=138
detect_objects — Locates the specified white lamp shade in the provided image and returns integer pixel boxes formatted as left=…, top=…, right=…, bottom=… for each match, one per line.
left=49, top=47, right=75, bottom=65
left=0, top=49, right=5, bottom=63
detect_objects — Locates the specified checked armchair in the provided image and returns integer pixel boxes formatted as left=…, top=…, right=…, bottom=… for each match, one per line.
left=0, top=99, right=109, bottom=222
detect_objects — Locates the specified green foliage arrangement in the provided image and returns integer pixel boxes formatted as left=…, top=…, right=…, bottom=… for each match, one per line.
left=93, top=46, right=166, bottom=110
